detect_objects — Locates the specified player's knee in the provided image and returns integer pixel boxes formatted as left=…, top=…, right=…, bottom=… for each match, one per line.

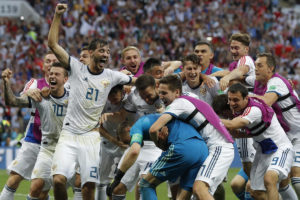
left=53, top=175, right=67, bottom=188
left=29, top=179, right=44, bottom=196
left=112, top=183, right=127, bottom=195
left=82, top=182, right=95, bottom=191
left=264, top=171, right=278, bottom=189
left=291, top=166, right=300, bottom=177
left=193, top=181, right=209, bottom=195
left=230, top=176, right=245, bottom=194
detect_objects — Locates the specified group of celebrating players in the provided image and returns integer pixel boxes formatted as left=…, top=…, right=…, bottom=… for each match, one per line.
left=1, top=3, right=300, bottom=200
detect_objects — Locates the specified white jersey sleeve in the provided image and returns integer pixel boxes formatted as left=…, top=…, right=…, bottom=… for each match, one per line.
left=240, top=106, right=262, bottom=124
left=21, top=79, right=38, bottom=95
left=237, top=56, right=255, bottom=77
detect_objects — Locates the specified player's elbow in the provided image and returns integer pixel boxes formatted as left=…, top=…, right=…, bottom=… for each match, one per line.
left=149, top=126, right=157, bottom=135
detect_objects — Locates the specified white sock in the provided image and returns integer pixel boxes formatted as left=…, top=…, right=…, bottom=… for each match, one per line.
left=0, top=184, right=15, bottom=200
left=95, top=184, right=107, bottom=200
left=112, top=194, right=126, bottom=200
left=26, top=194, right=39, bottom=200
left=73, top=187, right=83, bottom=200
left=291, top=177, right=300, bottom=198
left=279, top=184, right=298, bottom=200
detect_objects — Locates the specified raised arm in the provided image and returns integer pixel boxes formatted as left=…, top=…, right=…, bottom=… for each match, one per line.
left=48, top=4, right=69, bottom=68
left=2, top=69, right=30, bottom=107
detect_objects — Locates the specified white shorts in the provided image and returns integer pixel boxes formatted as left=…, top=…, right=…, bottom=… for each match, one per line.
left=250, top=146, right=294, bottom=191
left=287, top=134, right=300, bottom=168
left=31, top=137, right=58, bottom=191
left=8, top=141, right=40, bottom=180
left=235, top=138, right=256, bottom=163
left=99, top=140, right=125, bottom=184
left=120, top=142, right=162, bottom=192
left=51, top=130, right=101, bottom=187
left=195, top=145, right=234, bottom=194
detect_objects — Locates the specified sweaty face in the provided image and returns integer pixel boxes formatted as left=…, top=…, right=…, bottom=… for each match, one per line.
left=139, top=86, right=158, bottom=105
left=122, top=49, right=141, bottom=74
left=158, top=84, right=179, bottom=106
left=255, top=57, right=272, bottom=82
left=108, top=91, right=123, bottom=105
left=230, top=40, right=249, bottom=61
left=194, top=45, right=214, bottom=67
left=90, top=45, right=110, bottom=70
left=49, top=67, right=67, bottom=93
left=227, top=91, right=248, bottom=114
left=43, top=54, right=58, bottom=79
left=183, top=61, right=201, bottom=86
left=79, top=50, right=90, bottom=65
left=146, top=65, right=164, bottom=79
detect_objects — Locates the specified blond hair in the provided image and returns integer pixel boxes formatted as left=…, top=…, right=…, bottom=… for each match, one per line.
left=121, top=46, right=140, bottom=59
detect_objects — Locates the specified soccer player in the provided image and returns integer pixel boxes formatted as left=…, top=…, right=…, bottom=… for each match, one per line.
left=0, top=51, right=57, bottom=200
left=95, top=85, right=129, bottom=200
left=79, top=46, right=91, bottom=65
left=217, top=33, right=255, bottom=91
left=48, top=4, right=134, bottom=199
left=181, top=54, right=220, bottom=105
left=105, top=75, right=164, bottom=199
left=108, top=113, right=208, bottom=200
left=193, top=41, right=223, bottom=75
left=120, top=46, right=145, bottom=77
left=143, top=58, right=164, bottom=79
left=253, top=52, right=300, bottom=198
left=222, top=83, right=294, bottom=200
left=2, top=63, right=69, bottom=200
left=149, top=75, right=234, bottom=200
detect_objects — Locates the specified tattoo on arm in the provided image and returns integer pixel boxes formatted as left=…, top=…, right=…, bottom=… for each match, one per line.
left=3, top=79, right=29, bottom=107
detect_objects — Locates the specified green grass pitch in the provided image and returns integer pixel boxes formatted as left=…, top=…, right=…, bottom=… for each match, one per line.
left=0, top=168, right=240, bottom=199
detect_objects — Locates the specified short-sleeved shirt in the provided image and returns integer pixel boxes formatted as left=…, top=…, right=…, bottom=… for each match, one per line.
left=62, top=56, right=131, bottom=134
left=164, top=98, right=232, bottom=149
left=237, top=56, right=255, bottom=77
left=241, top=106, right=291, bottom=150
left=266, top=77, right=300, bottom=135
left=182, top=77, right=220, bottom=105
left=123, top=87, right=164, bottom=122
left=31, top=88, right=69, bottom=140
left=130, top=114, right=204, bottom=146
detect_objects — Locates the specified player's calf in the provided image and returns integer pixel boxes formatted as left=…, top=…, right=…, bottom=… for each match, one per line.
left=53, top=174, right=68, bottom=200
left=264, top=170, right=279, bottom=200
left=193, top=181, right=214, bottom=200
left=29, top=178, right=45, bottom=197
left=82, top=182, right=95, bottom=200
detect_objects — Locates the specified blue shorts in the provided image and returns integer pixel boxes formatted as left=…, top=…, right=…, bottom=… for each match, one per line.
left=237, top=168, right=249, bottom=182
left=150, top=137, right=208, bottom=191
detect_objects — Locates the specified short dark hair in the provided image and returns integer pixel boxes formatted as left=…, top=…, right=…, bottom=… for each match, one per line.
left=135, top=75, right=156, bottom=91
left=230, top=33, right=251, bottom=47
left=45, top=50, right=54, bottom=56
left=212, top=94, right=230, bottom=116
left=194, top=40, right=214, bottom=52
left=256, top=52, right=276, bottom=73
left=228, top=83, right=248, bottom=98
left=51, top=62, right=68, bottom=77
left=159, top=75, right=182, bottom=94
left=88, top=39, right=109, bottom=51
left=109, top=85, right=123, bottom=95
left=143, top=58, right=162, bottom=73
left=182, top=54, right=201, bottom=67
left=81, top=46, right=89, bottom=51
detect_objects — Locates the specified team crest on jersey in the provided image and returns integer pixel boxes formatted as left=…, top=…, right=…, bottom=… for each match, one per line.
left=101, top=80, right=110, bottom=88
left=200, top=87, right=207, bottom=95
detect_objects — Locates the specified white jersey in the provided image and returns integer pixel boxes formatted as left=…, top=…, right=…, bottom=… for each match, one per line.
left=241, top=106, right=292, bottom=150
left=237, top=56, right=255, bottom=77
left=62, top=57, right=131, bottom=134
left=164, top=98, right=231, bottom=148
left=123, top=87, right=164, bottom=122
left=266, top=77, right=300, bottom=137
left=31, top=88, right=69, bottom=140
left=182, top=77, right=219, bottom=105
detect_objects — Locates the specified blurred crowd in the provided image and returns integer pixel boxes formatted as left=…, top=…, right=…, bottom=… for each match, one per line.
left=1, top=0, right=300, bottom=146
